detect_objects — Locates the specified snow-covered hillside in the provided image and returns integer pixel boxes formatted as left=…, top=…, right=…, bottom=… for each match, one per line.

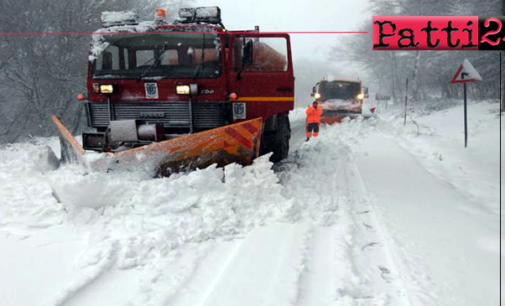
left=0, top=101, right=500, bottom=306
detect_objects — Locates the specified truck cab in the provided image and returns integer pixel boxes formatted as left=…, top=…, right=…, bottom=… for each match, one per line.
left=83, top=7, right=294, bottom=162
left=311, top=78, right=368, bottom=124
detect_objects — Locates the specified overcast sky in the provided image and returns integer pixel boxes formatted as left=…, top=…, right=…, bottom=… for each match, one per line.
left=192, top=0, right=371, bottom=61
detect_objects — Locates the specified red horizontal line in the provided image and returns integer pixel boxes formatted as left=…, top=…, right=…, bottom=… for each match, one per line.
left=0, top=31, right=367, bottom=36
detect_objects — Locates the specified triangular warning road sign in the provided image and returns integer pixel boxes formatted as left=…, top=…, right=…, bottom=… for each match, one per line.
left=451, top=58, right=483, bottom=84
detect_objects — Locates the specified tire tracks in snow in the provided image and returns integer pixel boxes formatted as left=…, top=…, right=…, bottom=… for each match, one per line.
left=163, top=239, right=243, bottom=306
left=287, top=124, right=414, bottom=306
left=47, top=240, right=119, bottom=306
left=292, top=153, right=346, bottom=306
left=348, top=162, right=414, bottom=305
left=165, top=223, right=313, bottom=306
left=47, top=118, right=418, bottom=306
left=356, top=132, right=479, bottom=305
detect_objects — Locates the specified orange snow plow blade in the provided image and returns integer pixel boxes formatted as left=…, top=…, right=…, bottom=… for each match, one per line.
left=52, top=115, right=87, bottom=166
left=52, top=115, right=263, bottom=177
left=320, top=103, right=363, bottom=125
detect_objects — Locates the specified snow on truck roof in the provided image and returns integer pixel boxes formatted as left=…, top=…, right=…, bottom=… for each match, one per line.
left=101, top=11, right=139, bottom=27
left=90, top=7, right=225, bottom=61
left=89, top=22, right=224, bottom=62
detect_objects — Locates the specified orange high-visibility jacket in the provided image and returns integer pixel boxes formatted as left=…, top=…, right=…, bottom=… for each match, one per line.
left=306, top=105, right=323, bottom=124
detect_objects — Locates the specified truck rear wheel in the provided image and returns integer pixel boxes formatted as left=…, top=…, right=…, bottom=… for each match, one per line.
left=260, top=113, right=290, bottom=163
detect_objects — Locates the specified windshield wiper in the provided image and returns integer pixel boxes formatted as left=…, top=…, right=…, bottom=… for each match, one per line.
left=192, top=34, right=206, bottom=80
left=139, top=45, right=167, bottom=80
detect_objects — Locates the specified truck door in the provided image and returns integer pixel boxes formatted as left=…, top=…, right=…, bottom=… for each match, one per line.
left=228, top=34, right=294, bottom=122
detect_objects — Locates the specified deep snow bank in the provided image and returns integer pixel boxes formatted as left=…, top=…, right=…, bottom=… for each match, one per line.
left=0, top=109, right=369, bottom=267
left=0, top=101, right=500, bottom=306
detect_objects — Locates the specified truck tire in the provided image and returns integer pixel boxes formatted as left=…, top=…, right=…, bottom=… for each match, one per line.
left=260, top=113, right=290, bottom=163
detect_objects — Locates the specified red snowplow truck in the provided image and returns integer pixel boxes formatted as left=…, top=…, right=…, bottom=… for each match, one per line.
left=311, top=78, right=368, bottom=124
left=54, top=7, right=294, bottom=176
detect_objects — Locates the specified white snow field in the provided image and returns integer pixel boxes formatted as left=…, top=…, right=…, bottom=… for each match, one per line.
left=0, top=101, right=500, bottom=306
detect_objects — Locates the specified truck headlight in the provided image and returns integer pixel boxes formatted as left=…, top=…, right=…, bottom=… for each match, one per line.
left=357, top=93, right=364, bottom=100
left=176, top=84, right=199, bottom=95
left=176, top=85, right=191, bottom=95
left=100, top=85, right=114, bottom=94
left=314, top=93, right=321, bottom=99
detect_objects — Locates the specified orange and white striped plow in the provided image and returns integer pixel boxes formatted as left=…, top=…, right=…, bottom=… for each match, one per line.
left=52, top=115, right=263, bottom=177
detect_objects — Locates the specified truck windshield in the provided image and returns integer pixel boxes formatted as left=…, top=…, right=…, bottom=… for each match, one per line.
left=91, top=33, right=221, bottom=79
left=320, top=82, right=361, bottom=100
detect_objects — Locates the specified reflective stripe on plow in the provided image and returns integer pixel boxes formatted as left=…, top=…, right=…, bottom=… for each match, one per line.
left=241, top=122, right=259, bottom=136
left=224, top=127, right=253, bottom=150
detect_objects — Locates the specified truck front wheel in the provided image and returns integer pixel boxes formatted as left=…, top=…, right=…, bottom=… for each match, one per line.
left=260, top=113, right=290, bottom=163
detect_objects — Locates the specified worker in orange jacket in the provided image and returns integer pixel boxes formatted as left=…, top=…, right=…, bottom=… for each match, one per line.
left=305, top=101, right=323, bottom=141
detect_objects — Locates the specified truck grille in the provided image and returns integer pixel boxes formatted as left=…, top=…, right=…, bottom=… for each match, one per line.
left=86, top=102, right=229, bottom=129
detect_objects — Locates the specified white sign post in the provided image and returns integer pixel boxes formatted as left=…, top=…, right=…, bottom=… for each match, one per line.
left=451, top=59, right=482, bottom=148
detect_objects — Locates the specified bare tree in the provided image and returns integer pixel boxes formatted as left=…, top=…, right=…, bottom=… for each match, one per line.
left=0, top=0, right=193, bottom=143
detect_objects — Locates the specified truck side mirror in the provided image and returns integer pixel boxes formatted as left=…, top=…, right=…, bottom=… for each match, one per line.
left=312, top=86, right=316, bottom=93
left=364, top=87, right=369, bottom=98
left=242, top=40, right=253, bottom=66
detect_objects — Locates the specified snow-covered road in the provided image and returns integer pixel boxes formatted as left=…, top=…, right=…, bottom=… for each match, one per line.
left=358, top=133, right=499, bottom=305
left=0, top=101, right=500, bottom=306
